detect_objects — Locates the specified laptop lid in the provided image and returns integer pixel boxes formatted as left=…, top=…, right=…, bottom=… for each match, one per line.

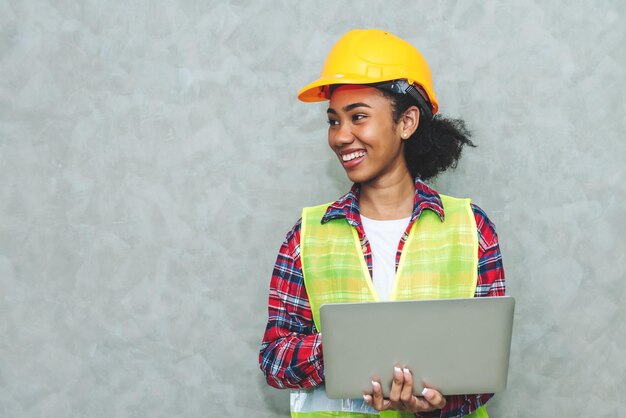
left=319, top=296, right=515, bottom=399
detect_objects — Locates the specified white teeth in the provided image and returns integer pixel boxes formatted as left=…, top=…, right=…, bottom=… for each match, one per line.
left=342, top=151, right=366, bottom=162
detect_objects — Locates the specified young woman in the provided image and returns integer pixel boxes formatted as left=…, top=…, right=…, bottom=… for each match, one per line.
left=260, top=29, right=505, bottom=418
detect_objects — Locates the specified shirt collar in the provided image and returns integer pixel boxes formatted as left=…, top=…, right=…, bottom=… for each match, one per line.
left=321, top=178, right=445, bottom=226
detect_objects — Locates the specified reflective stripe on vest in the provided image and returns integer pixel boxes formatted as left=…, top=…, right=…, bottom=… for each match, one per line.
left=292, top=194, right=486, bottom=418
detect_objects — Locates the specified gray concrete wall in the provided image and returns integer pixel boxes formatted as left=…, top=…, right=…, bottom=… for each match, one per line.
left=1, top=1, right=624, bottom=416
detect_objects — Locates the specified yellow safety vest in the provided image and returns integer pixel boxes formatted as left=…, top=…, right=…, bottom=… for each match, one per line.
left=293, top=194, right=488, bottom=418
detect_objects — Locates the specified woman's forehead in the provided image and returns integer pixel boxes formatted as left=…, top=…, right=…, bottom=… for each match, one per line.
left=328, top=85, right=388, bottom=108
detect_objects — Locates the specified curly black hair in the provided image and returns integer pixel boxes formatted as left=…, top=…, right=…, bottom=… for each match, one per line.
left=379, top=89, right=475, bottom=181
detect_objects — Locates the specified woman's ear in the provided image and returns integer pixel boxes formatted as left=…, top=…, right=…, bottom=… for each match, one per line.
left=399, top=105, right=420, bottom=140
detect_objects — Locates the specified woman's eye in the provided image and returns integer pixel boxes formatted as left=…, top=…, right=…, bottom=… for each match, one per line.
left=327, top=119, right=339, bottom=126
left=352, top=114, right=367, bottom=122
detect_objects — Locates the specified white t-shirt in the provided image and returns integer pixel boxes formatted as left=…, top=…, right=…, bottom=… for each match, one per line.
left=360, top=215, right=411, bottom=302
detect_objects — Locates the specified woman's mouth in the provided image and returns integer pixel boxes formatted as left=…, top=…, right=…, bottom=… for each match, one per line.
left=340, top=150, right=367, bottom=168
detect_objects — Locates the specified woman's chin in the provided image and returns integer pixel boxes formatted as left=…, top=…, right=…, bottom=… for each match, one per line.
left=344, top=171, right=370, bottom=184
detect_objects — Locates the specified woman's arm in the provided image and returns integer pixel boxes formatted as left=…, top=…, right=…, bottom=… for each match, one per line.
left=473, top=204, right=506, bottom=298
left=259, top=220, right=325, bottom=389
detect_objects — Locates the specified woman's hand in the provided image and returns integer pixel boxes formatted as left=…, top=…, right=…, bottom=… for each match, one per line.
left=363, top=367, right=446, bottom=414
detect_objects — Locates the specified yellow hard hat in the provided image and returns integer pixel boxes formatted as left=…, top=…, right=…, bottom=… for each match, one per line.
left=298, top=29, right=439, bottom=115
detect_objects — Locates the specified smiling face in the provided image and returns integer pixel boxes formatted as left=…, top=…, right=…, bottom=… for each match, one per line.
left=327, top=85, right=412, bottom=185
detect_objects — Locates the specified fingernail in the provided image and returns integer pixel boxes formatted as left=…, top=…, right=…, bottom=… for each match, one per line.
left=363, top=394, right=370, bottom=402
left=372, top=380, right=379, bottom=388
left=394, top=366, right=402, bottom=373
left=422, top=387, right=431, bottom=398
left=403, top=367, right=410, bottom=374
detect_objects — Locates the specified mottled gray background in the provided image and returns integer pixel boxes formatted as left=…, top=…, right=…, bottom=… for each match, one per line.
left=1, top=1, right=625, bottom=417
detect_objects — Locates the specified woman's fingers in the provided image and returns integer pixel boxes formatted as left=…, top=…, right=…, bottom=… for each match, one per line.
left=388, top=366, right=405, bottom=403
left=399, top=368, right=433, bottom=412
left=364, top=371, right=446, bottom=413
left=406, top=394, right=433, bottom=412
left=371, top=380, right=391, bottom=410
left=400, top=369, right=446, bottom=413
left=422, top=387, right=446, bottom=409
left=399, top=368, right=414, bottom=403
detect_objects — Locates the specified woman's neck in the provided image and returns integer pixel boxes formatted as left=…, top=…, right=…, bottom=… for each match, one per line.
left=359, top=172, right=415, bottom=220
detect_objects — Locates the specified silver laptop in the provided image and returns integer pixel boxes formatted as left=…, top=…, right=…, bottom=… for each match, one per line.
left=319, top=296, right=515, bottom=399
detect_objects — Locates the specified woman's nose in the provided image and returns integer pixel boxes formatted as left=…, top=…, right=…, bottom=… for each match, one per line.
left=332, top=122, right=355, bottom=145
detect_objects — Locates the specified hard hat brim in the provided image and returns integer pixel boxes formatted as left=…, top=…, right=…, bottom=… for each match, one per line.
left=297, top=74, right=439, bottom=115
left=297, top=74, right=387, bottom=102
